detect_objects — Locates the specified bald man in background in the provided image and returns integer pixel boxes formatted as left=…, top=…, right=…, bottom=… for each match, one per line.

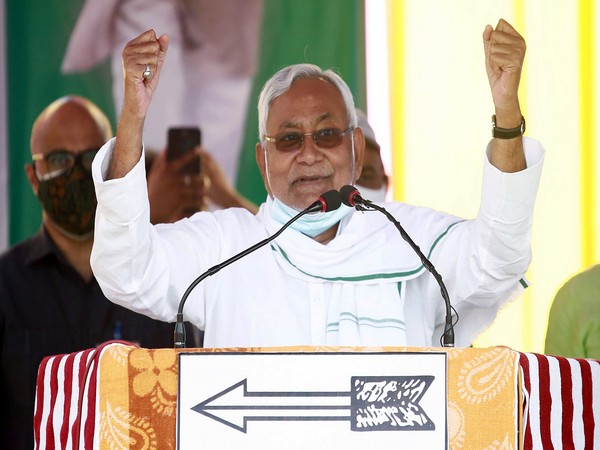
left=0, top=96, right=192, bottom=449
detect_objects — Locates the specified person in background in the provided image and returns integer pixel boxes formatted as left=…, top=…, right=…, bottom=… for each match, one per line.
left=90, top=20, right=544, bottom=350
left=0, top=96, right=196, bottom=450
left=354, top=108, right=389, bottom=202
left=145, top=145, right=258, bottom=224
left=544, top=264, right=600, bottom=359
left=62, top=0, right=263, bottom=186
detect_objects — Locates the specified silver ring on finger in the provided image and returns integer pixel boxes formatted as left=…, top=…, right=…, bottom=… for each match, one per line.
left=142, top=64, right=152, bottom=79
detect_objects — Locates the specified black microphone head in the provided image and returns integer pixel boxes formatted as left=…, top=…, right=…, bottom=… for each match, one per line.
left=318, top=189, right=342, bottom=212
left=340, top=185, right=361, bottom=207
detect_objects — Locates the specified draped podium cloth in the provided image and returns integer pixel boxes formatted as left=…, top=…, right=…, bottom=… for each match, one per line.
left=35, top=342, right=600, bottom=449
left=519, top=352, right=600, bottom=449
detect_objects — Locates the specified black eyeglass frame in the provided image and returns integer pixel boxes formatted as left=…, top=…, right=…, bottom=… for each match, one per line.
left=32, top=148, right=100, bottom=181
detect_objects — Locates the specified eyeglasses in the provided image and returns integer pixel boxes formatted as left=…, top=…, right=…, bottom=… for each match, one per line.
left=32, top=148, right=99, bottom=181
left=264, top=126, right=353, bottom=152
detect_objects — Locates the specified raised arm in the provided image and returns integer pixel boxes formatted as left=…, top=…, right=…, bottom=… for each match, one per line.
left=108, top=29, right=169, bottom=180
left=483, top=19, right=527, bottom=173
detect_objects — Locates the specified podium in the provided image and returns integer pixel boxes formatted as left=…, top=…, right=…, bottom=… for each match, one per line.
left=34, top=343, right=599, bottom=449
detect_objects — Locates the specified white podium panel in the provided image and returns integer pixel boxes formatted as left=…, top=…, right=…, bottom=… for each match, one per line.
left=177, top=351, right=447, bottom=449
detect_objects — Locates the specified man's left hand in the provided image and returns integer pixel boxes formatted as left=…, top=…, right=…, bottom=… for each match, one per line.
left=483, top=19, right=526, bottom=122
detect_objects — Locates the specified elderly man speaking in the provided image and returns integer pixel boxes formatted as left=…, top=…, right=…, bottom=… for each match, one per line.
left=91, top=19, right=544, bottom=349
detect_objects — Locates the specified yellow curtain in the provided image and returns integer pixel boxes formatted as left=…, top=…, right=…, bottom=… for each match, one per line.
left=373, top=0, right=599, bottom=353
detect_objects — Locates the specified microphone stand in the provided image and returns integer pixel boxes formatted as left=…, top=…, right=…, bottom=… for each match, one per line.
left=173, top=190, right=341, bottom=348
left=340, top=186, right=456, bottom=347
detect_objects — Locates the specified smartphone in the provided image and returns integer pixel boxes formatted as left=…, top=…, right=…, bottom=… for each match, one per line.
left=167, top=127, right=201, bottom=174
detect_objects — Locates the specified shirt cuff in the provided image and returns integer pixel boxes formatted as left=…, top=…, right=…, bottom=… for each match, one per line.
left=480, top=136, right=545, bottom=222
left=92, top=137, right=150, bottom=224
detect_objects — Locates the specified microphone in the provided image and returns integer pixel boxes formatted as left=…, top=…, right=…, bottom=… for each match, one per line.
left=173, top=189, right=342, bottom=348
left=339, top=185, right=457, bottom=348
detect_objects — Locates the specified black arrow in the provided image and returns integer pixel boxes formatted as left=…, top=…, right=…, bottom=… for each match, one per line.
left=192, top=376, right=435, bottom=433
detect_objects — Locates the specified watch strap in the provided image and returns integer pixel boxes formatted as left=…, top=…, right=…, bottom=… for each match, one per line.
left=492, top=115, right=526, bottom=139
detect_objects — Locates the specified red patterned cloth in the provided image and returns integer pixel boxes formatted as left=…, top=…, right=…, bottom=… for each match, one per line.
left=33, top=341, right=136, bottom=450
left=519, top=352, right=599, bottom=449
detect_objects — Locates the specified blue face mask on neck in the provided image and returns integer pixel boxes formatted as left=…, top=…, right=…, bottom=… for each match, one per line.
left=270, top=197, right=353, bottom=237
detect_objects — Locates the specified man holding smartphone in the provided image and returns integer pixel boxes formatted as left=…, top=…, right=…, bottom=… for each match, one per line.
left=146, top=131, right=258, bottom=223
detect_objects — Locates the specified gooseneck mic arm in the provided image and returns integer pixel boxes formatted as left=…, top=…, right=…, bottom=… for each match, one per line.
left=339, top=185, right=457, bottom=348
left=173, top=189, right=342, bottom=348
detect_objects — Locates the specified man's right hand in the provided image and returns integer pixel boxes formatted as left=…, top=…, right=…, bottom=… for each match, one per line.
left=121, top=29, right=169, bottom=120
left=108, top=30, right=169, bottom=180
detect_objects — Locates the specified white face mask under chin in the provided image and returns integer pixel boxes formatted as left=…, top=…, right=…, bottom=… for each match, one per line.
left=356, top=185, right=388, bottom=203
left=270, top=197, right=353, bottom=237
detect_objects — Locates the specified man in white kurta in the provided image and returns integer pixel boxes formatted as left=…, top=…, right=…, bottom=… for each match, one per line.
left=91, top=20, right=543, bottom=349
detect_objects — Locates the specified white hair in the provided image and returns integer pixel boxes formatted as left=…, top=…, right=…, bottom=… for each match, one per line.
left=257, top=64, right=357, bottom=146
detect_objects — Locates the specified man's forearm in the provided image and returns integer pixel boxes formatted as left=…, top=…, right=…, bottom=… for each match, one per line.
left=108, top=112, right=145, bottom=180
left=489, top=109, right=526, bottom=173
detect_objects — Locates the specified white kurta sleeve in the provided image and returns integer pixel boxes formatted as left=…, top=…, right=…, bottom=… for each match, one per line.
left=410, top=137, right=545, bottom=347
left=90, top=138, right=180, bottom=322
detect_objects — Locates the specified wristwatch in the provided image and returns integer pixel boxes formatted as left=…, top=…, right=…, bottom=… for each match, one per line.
left=491, top=115, right=526, bottom=139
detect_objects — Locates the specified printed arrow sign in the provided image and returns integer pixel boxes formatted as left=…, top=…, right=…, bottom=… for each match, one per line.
left=192, top=375, right=435, bottom=433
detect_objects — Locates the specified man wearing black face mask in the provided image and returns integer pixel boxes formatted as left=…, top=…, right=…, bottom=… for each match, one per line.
left=0, top=96, right=196, bottom=450
left=33, top=142, right=98, bottom=238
